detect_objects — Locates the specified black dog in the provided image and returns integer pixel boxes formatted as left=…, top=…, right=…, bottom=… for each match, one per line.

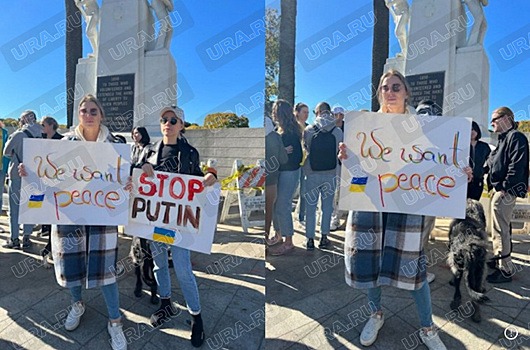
left=447, top=199, right=489, bottom=322
left=131, top=237, right=159, bottom=305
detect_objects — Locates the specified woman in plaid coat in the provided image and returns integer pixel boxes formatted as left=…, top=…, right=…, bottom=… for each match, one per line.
left=339, top=70, right=447, bottom=350
left=21, top=95, right=128, bottom=350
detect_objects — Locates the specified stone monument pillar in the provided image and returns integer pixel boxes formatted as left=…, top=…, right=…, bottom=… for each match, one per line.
left=74, top=0, right=178, bottom=136
left=384, top=0, right=489, bottom=137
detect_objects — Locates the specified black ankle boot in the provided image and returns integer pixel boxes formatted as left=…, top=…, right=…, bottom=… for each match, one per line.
left=190, top=313, right=205, bottom=347
left=150, top=298, right=177, bottom=327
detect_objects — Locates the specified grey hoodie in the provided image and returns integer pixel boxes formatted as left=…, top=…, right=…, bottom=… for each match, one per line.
left=4, top=123, right=43, bottom=179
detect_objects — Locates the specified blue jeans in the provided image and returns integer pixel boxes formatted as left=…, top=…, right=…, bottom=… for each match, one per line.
left=367, top=282, right=433, bottom=328
left=305, top=173, right=336, bottom=239
left=8, top=176, right=32, bottom=240
left=298, top=168, right=307, bottom=222
left=273, top=169, right=300, bottom=237
left=150, top=241, right=201, bottom=315
left=70, top=283, right=121, bottom=320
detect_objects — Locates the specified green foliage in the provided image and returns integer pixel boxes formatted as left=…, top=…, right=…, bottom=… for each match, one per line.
left=265, top=8, right=280, bottom=117
left=517, top=120, right=530, bottom=133
left=203, top=113, right=249, bottom=129
left=186, top=123, right=202, bottom=130
left=1, top=118, right=19, bottom=127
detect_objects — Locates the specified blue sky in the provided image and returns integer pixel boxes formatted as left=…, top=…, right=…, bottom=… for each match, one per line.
left=0, top=0, right=264, bottom=127
left=288, top=1, right=530, bottom=125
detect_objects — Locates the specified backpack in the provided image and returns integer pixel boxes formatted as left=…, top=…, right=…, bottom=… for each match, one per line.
left=309, top=125, right=337, bottom=171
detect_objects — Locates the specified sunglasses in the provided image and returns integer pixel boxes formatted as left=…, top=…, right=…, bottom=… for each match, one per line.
left=380, top=84, right=403, bottom=93
left=80, top=108, right=99, bottom=116
left=491, top=115, right=506, bottom=123
left=160, top=117, right=179, bottom=125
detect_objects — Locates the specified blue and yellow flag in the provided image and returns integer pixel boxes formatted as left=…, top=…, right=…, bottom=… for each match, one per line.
left=28, top=194, right=45, bottom=208
left=153, top=226, right=175, bottom=244
left=350, top=177, right=368, bottom=192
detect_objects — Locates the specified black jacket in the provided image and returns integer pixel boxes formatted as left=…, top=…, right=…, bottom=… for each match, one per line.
left=279, top=131, right=302, bottom=172
left=141, top=138, right=204, bottom=176
left=470, top=140, right=491, bottom=183
left=487, top=128, right=529, bottom=197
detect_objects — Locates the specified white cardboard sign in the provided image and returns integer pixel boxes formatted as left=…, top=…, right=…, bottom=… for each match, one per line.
left=125, top=169, right=220, bottom=254
left=339, top=111, right=471, bottom=218
left=19, top=139, right=131, bottom=225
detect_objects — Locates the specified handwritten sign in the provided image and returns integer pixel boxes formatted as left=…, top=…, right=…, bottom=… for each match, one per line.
left=19, top=139, right=131, bottom=225
left=125, top=169, right=220, bottom=254
left=339, top=111, right=471, bottom=218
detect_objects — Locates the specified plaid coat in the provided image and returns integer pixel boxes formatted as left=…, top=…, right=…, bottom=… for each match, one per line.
left=51, top=125, right=123, bottom=289
left=344, top=211, right=432, bottom=291
left=52, top=225, right=118, bottom=289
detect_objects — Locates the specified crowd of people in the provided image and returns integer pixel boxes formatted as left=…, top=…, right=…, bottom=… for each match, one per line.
left=2, top=95, right=216, bottom=349
left=265, top=69, right=529, bottom=350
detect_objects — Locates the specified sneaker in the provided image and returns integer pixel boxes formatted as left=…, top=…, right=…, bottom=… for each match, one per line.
left=2, top=238, right=20, bottom=249
left=22, top=236, right=31, bottom=249
left=108, top=321, right=127, bottom=350
left=360, top=313, right=384, bottom=346
left=64, top=301, right=85, bottom=331
left=419, top=327, right=447, bottom=350
left=305, top=238, right=315, bottom=251
left=486, top=269, right=512, bottom=284
left=318, top=235, right=330, bottom=249
left=427, top=272, right=436, bottom=284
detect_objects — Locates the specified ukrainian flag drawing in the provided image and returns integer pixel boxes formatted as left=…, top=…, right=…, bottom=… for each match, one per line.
left=350, top=177, right=368, bottom=192
left=28, top=194, right=45, bottom=208
left=153, top=227, right=175, bottom=244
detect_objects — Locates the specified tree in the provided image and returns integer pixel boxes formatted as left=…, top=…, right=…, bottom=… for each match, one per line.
left=278, top=0, right=297, bottom=107
left=371, top=1, right=389, bottom=112
left=203, top=113, right=249, bottom=129
left=265, top=8, right=280, bottom=118
left=65, top=0, right=83, bottom=127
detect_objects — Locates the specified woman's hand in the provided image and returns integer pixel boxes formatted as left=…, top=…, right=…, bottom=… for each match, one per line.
left=285, top=145, right=293, bottom=154
left=18, top=163, right=27, bottom=177
left=141, top=163, right=155, bottom=178
left=203, top=173, right=217, bottom=187
left=463, top=166, right=473, bottom=183
left=338, top=142, right=348, bottom=160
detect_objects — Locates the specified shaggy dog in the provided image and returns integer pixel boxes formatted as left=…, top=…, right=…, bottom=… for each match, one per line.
left=447, top=199, right=489, bottom=322
left=130, top=237, right=159, bottom=304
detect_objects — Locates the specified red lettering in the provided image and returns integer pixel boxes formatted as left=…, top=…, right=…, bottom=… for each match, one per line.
left=156, top=174, right=169, bottom=197
left=187, top=179, right=204, bottom=201
left=169, top=176, right=185, bottom=199
left=139, top=173, right=156, bottom=196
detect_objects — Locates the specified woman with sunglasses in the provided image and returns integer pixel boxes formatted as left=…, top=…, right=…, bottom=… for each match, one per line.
left=138, top=106, right=217, bottom=347
left=339, top=70, right=447, bottom=350
left=20, top=95, right=129, bottom=350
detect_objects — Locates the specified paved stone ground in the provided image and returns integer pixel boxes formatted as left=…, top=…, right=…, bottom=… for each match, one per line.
left=266, top=218, right=530, bottom=350
left=0, top=215, right=265, bottom=350
left=1, top=211, right=530, bottom=350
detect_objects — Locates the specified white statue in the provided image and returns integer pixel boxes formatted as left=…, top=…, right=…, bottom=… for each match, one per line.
left=386, top=0, right=410, bottom=57
left=75, top=0, right=100, bottom=57
left=150, top=0, right=174, bottom=50
left=462, top=0, right=488, bottom=47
